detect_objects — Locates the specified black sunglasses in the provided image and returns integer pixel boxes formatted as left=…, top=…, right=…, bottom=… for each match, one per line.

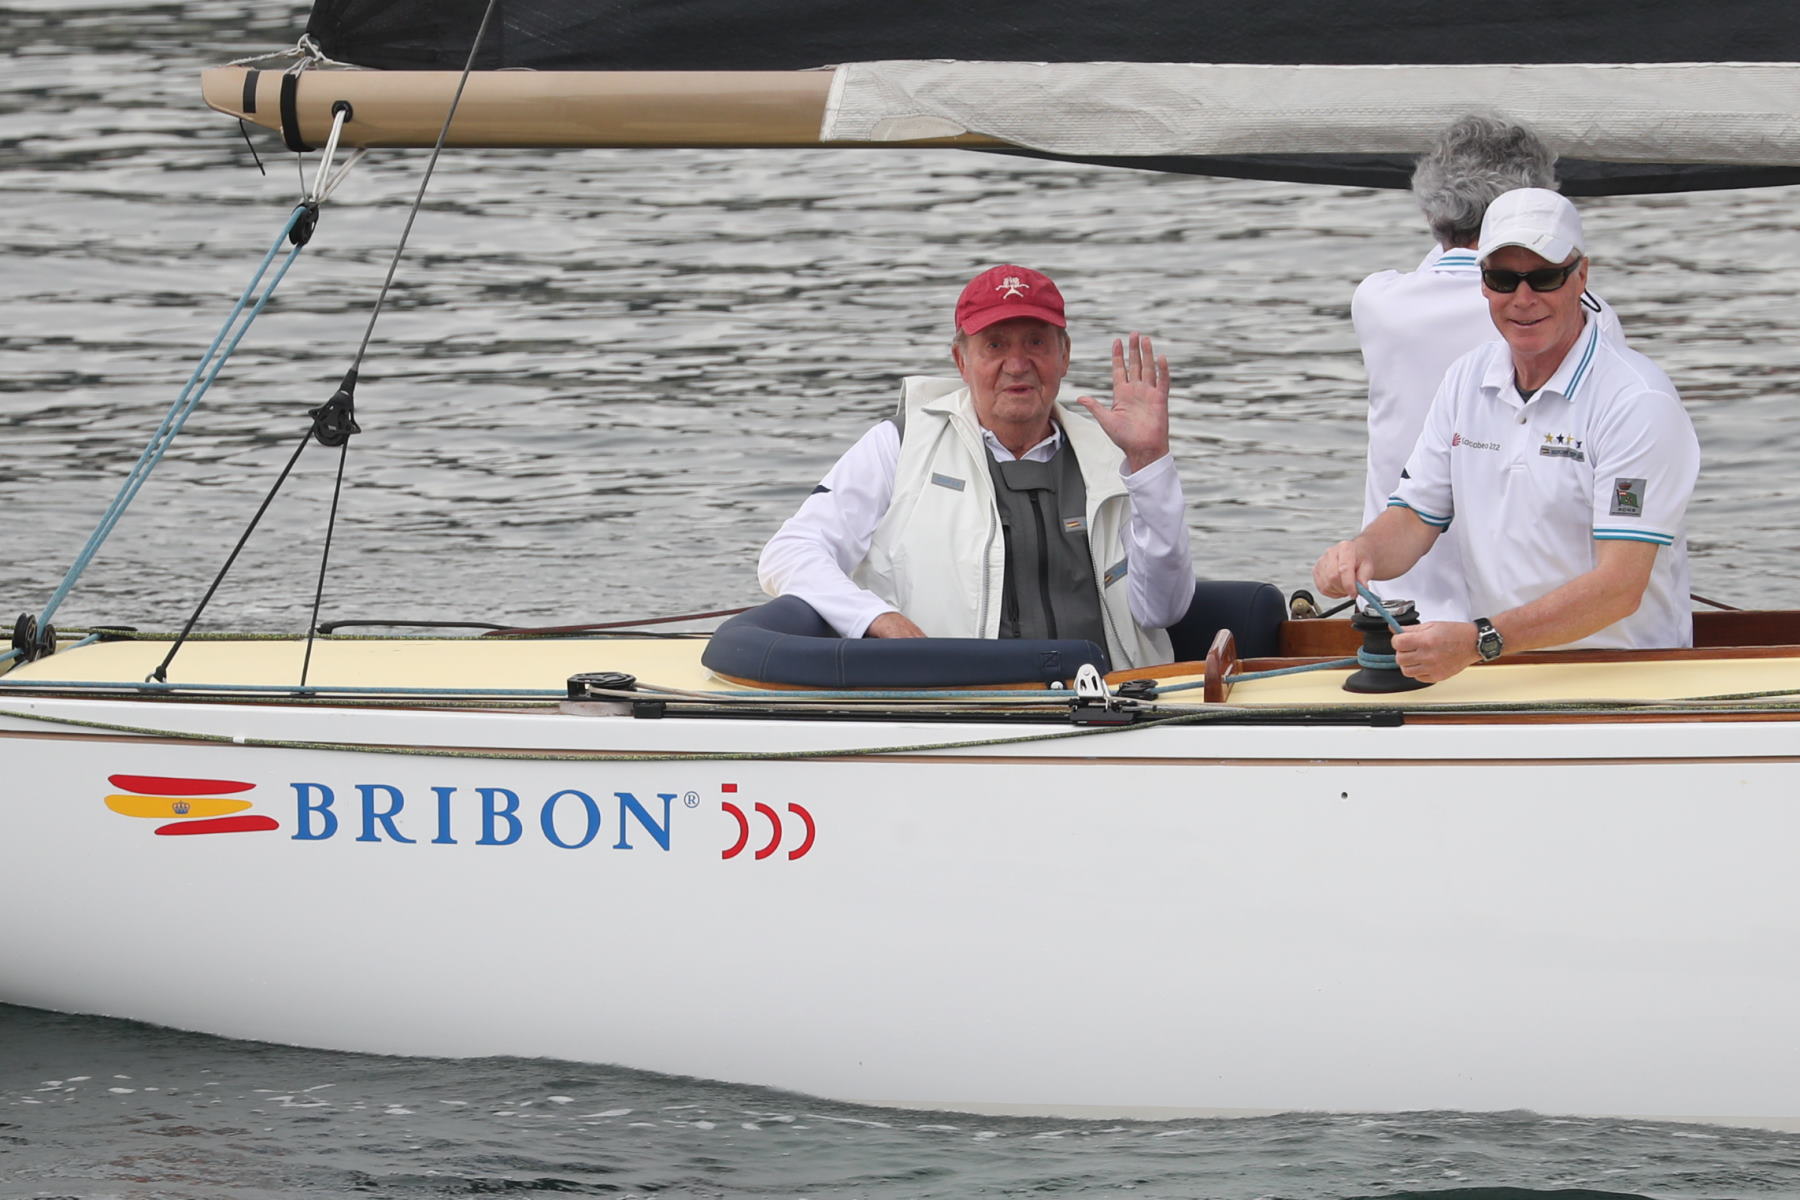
left=1481, top=258, right=1583, bottom=294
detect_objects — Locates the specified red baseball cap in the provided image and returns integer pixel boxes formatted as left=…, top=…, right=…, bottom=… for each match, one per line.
left=955, top=265, right=1066, bottom=335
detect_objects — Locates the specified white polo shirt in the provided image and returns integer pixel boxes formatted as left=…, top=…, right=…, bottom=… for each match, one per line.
left=1353, top=244, right=1624, bottom=622
left=1389, top=312, right=1699, bottom=650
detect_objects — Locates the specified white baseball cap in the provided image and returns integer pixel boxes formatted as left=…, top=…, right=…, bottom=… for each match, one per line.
left=1477, top=187, right=1585, bottom=265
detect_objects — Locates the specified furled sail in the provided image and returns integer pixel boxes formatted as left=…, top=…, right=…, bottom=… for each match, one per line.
left=204, top=0, right=1800, bottom=194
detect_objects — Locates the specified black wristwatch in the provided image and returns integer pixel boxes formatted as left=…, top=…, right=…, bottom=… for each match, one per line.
left=1473, top=617, right=1504, bottom=662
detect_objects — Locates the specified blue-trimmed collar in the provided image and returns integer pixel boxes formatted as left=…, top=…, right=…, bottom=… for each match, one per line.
left=1430, top=247, right=1481, bottom=276
left=1536, top=312, right=1602, bottom=402
left=1479, top=310, right=1599, bottom=404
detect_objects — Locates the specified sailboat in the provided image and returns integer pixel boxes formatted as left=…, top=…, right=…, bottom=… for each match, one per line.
left=5, top=0, right=1800, bottom=1129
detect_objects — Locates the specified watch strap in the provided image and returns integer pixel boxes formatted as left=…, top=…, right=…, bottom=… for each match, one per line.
left=1473, top=617, right=1504, bottom=661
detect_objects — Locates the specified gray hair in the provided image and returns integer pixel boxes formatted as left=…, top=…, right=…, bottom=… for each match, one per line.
left=951, top=325, right=1071, bottom=350
left=1411, top=115, right=1558, bottom=248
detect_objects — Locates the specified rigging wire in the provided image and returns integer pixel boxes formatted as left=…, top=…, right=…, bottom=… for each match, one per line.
left=143, top=0, right=502, bottom=685
left=298, top=440, right=353, bottom=687
left=296, top=0, right=502, bottom=687
left=33, top=205, right=315, bottom=637
left=28, top=52, right=363, bottom=651
left=237, top=120, right=266, bottom=175
left=343, top=0, right=498, bottom=377
left=482, top=608, right=757, bottom=637
left=148, top=435, right=317, bottom=684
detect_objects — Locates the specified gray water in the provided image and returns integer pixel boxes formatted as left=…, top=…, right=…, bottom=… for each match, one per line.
left=6, top=1, right=1800, bottom=1195
left=7, top=1005, right=1800, bottom=1199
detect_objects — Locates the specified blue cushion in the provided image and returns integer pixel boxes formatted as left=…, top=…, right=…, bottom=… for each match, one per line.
left=702, top=596, right=1109, bottom=688
left=1165, top=580, right=1286, bottom=661
left=704, top=580, right=1286, bottom=688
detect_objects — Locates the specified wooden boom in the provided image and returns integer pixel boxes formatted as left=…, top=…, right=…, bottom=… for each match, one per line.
left=200, top=66, right=1003, bottom=150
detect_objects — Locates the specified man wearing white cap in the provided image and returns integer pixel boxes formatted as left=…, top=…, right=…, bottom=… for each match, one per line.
left=1312, top=188, right=1700, bottom=682
left=758, top=264, right=1195, bottom=669
left=1351, top=115, right=1623, bottom=624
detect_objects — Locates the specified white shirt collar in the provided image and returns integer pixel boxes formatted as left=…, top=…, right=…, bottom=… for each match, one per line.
left=1479, top=310, right=1599, bottom=404
left=980, top=423, right=1062, bottom=463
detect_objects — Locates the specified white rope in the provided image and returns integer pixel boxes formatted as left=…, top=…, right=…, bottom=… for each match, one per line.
left=224, top=45, right=306, bottom=69
left=315, top=149, right=367, bottom=203
left=226, top=34, right=361, bottom=72
left=306, top=105, right=351, bottom=204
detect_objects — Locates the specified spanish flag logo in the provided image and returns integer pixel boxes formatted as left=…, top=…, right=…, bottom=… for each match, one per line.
left=104, top=774, right=279, bottom=836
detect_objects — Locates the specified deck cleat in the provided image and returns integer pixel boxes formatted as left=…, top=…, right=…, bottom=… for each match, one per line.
left=562, top=670, right=649, bottom=716
left=1070, top=661, right=1139, bottom=725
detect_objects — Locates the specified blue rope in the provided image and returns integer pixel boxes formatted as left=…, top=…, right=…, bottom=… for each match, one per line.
left=1155, top=657, right=1357, bottom=694
left=1355, top=582, right=1404, bottom=632
left=1229, top=656, right=1359, bottom=684
left=1159, top=585, right=1409, bottom=696
left=0, top=632, right=98, bottom=675
left=36, top=205, right=313, bottom=630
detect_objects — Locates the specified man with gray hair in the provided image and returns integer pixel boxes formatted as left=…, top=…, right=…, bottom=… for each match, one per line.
left=1350, top=114, right=1621, bottom=622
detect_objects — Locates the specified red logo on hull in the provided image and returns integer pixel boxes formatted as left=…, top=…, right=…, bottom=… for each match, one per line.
left=719, top=784, right=815, bottom=860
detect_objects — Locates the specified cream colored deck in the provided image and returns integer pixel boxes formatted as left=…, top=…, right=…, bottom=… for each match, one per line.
left=4, top=637, right=725, bottom=694
left=1225, top=654, right=1800, bottom=707
left=8, top=636, right=1800, bottom=708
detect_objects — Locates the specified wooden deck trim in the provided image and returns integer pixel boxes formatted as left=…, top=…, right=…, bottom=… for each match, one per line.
left=1277, top=608, right=1800, bottom=657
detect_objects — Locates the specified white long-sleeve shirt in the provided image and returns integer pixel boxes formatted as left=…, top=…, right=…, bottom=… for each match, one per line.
left=759, top=419, right=1195, bottom=639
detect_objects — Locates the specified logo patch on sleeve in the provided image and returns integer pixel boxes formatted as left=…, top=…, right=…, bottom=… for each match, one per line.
left=1610, top=477, right=1646, bottom=516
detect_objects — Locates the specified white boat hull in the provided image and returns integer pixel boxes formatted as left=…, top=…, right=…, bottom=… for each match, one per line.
left=4, top=694, right=1796, bottom=1125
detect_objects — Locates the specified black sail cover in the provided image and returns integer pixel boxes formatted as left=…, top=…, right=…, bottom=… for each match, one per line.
left=304, top=0, right=1800, bottom=194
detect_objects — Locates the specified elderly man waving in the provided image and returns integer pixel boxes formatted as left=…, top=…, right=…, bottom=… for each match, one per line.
left=1313, top=188, right=1700, bottom=682
left=759, top=264, right=1196, bottom=670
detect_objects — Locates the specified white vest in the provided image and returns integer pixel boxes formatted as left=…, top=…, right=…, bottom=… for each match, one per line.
left=851, top=377, right=1173, bottom=669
